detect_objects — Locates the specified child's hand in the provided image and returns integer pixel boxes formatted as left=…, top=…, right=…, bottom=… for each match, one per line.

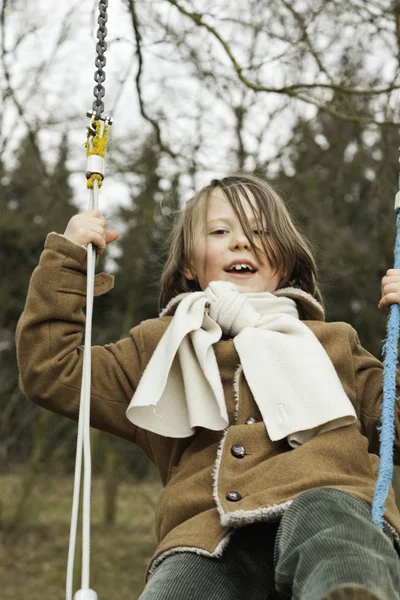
left=378, top=269, right=400, bottom=311
left=63, top=209, right=119, bottom=256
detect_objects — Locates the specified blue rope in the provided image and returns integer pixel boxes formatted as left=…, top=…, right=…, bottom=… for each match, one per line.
left=371, top=210, right=400, bottom=528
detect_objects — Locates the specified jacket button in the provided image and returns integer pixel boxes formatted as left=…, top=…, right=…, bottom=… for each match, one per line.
left=245, top=417, right=259, bottom=425
left=226, top=491, right=242, bottom=502
left=231, top=444, right=246, bottom=458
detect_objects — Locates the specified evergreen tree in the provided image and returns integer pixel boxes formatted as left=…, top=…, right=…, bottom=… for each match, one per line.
left=1, top=131, right=77, bottom=465
left=271, top=103, right=398, bottom=357
left=1, top=131, right=76, bottom=326
left=111, top=137, right=165, bottom=336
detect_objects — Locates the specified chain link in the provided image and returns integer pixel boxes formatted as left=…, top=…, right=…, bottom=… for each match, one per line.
left=93, top=0, right=108, bottom=119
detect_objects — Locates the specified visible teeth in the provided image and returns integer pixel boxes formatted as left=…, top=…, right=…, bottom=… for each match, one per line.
left=229, top=263, right=253, bottom=271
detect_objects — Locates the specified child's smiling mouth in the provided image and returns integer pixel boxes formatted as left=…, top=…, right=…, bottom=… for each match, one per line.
left=224, top=261, right=258, bottom=278
left=226, top=271, right=257, bottom=279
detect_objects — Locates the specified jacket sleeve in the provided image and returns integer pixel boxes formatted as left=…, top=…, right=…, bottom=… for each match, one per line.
left=15, top=233, right=142, bottom=443
left=351, top=326, right=400, bottom=465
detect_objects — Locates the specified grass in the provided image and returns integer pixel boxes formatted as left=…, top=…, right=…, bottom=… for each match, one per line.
left=0, top=472, right=162, bottom=600
left=2, top=468, right=399, bottom=600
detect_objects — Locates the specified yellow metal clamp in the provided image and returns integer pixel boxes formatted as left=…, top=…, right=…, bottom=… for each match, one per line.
left=85, top=110, right=113, bottom=189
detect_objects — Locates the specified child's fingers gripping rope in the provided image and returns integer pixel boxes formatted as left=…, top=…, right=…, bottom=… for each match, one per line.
left=378, top=268, right=400, bottom=311
left=63, top=209, right=119, bottom=256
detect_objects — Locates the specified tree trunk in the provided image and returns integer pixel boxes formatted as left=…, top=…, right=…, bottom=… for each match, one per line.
left=103, top=449, right=119, bottom=525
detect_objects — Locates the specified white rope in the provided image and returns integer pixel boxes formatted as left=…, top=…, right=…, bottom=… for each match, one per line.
left=66, top=181, right=99, bottom=600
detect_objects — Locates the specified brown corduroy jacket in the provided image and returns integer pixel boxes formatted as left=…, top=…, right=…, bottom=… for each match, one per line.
left=16, top=233, right=400, bottom=577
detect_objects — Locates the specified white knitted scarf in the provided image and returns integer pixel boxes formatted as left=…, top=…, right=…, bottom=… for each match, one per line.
left=126, top=281, right=356, bottom=447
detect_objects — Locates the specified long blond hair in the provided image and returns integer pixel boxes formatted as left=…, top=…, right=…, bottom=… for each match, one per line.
left=159, top=174, right=322, bottom=310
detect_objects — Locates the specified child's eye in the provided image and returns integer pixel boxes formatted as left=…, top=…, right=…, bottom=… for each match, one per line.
left=253, top=230, right=265, bottom=235
left=211, top=229, right=228, bottom=235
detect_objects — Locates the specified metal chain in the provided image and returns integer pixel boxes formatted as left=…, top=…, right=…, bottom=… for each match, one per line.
left=93, top=0, right=108, bottom=119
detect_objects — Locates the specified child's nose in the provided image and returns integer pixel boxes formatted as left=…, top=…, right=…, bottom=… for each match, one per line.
left=230, top=230, right=250, bottom=250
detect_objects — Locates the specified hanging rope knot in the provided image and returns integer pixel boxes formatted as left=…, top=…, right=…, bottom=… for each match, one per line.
left=85, top=119, right=109, bottom=189
left=205, top=281, right=260, bottom=336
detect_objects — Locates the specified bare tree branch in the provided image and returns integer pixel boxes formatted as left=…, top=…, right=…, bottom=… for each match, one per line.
left=0, top=0, right=49, bottom=177
left=164, top=0, right=400, bottom=125
left=126, top=0, right=177, bottom=158
left=394, top=0, right=400, bottom=62
left=279, top=0, right=334, bottom=84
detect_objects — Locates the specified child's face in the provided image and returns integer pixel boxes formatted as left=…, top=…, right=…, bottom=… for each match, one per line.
left=184, top=189, right=283, bottom=294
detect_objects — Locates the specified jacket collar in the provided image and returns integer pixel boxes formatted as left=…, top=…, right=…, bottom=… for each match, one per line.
left=160, top=286, right=325, bottom=322
left=274, top=287, right=325, bottom=321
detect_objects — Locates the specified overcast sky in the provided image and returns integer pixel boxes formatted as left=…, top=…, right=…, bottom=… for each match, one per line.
left=1, top=1, right=316, bottom=210
left=2, top=0, right=400, bottom=216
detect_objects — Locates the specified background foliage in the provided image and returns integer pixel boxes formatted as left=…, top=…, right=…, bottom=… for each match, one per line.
left=2, top=0, right=400, bottom=597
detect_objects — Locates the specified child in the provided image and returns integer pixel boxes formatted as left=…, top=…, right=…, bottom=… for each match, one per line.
left=16, top=174, right=400, bottom=599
